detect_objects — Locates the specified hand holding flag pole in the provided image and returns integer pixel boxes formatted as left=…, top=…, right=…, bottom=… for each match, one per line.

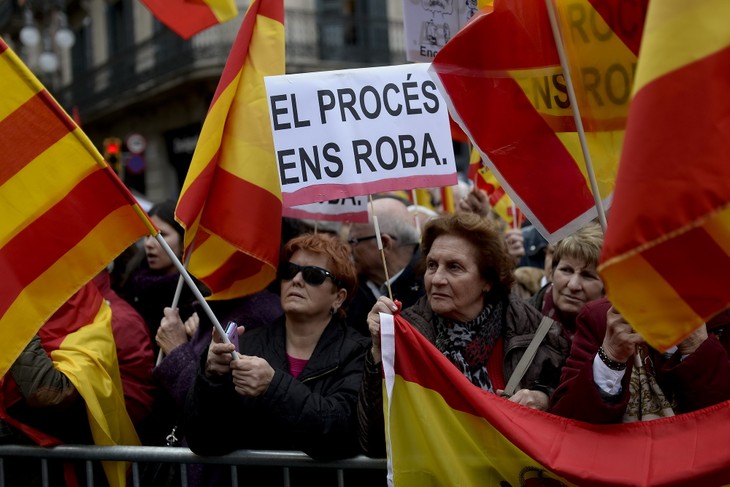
left=545, top=0, right=608, bottom=232
left=156, top=249, right=194, bottom=366
left=155, top=235, right=239, bottom=360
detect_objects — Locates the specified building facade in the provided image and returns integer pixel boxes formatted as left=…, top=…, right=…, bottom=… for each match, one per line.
left=2, top=0, right=406, bottom=202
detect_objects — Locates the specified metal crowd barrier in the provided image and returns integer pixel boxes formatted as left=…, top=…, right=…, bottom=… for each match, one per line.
left=0, top=445, right=387, bottom=487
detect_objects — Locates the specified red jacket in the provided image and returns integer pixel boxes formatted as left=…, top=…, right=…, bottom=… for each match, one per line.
left=550, top=298, right=730, bottom=423
left=93, top=272, right=155, bottom=427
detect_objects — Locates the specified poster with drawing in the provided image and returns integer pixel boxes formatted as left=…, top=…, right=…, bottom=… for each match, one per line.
left=402, top=0, right=480, bottom=63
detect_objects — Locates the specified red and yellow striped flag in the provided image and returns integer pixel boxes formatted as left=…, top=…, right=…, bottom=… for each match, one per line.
left=0, top=283, right=140, bottom=486
left=0, top=38, right=153, bottom=379
left=176, top=0, right=284, bottom=300
left=140, top=0, right=238, bottom=39
left=431, top=0, right=644, bottom=242
left=381, top=313, right=730, bottom=486
left=599, top=0, right=730, bottom=350
left=471, top=147, right=523, bottom=228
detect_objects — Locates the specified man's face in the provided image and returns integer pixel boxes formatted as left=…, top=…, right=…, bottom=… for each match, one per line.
left=347, top=223, right=381, bottom=279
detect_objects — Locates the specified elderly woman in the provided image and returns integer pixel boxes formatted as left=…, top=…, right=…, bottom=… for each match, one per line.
left=550, top=299, right=730, bottom=423
left=530, top=222, right=604, bottom=339
left=184, top=233, right=370, bottom=484
left=358, top=213, right=569, bottom=457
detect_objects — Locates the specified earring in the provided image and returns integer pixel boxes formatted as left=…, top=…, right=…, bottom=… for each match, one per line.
left=330, top=306, right=337, bottom=315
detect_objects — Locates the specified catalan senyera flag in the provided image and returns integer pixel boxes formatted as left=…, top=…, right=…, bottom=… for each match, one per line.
left=599, top=0, right=730, bottom=351
left=381, top=313, right=730, bottom=486
left=470, top=147, right=523, bottom=228
left=141, top=0, right=238, bottom=39
left=0, top=283, right=140, bottom=486
left=0, top=38, right=153, bottom=379
left=176, top=0, right=284, bottom=300
left=431, top=0, right=645, bottom=242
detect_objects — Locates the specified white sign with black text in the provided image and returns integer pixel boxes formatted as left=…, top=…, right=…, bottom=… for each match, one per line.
left=264, top=63, right=457, bottom=207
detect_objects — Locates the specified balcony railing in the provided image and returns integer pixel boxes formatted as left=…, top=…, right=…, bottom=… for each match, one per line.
left=54, top=9, right=405, bottom=122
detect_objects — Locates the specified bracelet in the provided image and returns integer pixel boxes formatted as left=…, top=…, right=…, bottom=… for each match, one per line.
left=597, top=346, right=627, bottom=371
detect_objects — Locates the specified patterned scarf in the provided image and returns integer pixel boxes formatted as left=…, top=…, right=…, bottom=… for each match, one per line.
left=623, top=345, right=676, bottom=422
left=433, top=301, right=504, bottom=392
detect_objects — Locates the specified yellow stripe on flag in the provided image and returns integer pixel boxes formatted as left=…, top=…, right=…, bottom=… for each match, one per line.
left=0, top=131, right=97, bottom=246
left=0, top=51, right=39, bottom=119
left=0, top=207, right=149, bottom=376
left=633, top=0, right=730, bottom=93
left=51, top=300, right=139, bottom=487
left=176, top=0, right=284, bottom=299
left=387, top=377, right=574, bottom=486
left=203, top=0, right=238, bottom=22
left=218, top=14, right=284, bottom=193
left=602, top=205, right=730, bottom=350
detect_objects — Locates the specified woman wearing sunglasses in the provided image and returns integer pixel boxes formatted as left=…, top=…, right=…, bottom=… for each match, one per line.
left=184, top=233, right=370, bottom=485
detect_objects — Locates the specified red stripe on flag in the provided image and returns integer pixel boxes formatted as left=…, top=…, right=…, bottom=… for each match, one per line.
left=471, top=77, right=594, bottom=232
left=38, top=282, right=103, bottom=351
left=0, top=169, right=134, bottom=318
left=587, top=0, right=648, bottom=56
left=603, top=45, right=730, bottom=259
left=201, top=168, right=281, bottom=261
left=391, top=313, right=730, bottom=486
left=488, top=186, right=505, bottom=206
left=176, top=150, right=221, bottom=225
left=0, top=39, right=8, bottom=54
left=210, top=1, right=262, bottom=107
left=140, top=0, right=219, bottom=39
left=433, top=2, right=597, bottom=233
left=0, top=91, right=75, bottom=185
left=642, top=226, right=730, bottom=318
left=257, top=0, right=284, bottom=24
left=197, top=247, right=265, bottom=292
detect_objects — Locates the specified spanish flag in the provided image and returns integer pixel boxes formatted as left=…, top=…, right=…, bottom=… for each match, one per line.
left=599, top=0, right=730, bottom=350
left=140, top=0, right=238, bottom=39
left=381, top=312, right=730, bottom=486
left=0, top=283, right=139, bottom=486
left=0, top=38, right=153, bottom=379
left=431, top=0, right=643, bottom=242
left=176, top=0, right=284, bottom=300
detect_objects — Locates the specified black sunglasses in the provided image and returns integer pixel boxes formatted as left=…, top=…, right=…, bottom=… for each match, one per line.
left=278, top=262, right=344, bottom=288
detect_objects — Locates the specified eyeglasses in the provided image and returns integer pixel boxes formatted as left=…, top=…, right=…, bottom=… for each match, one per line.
left=278, top=262, right=344, bottom=288
left=347, top=234, right=378, bottom=246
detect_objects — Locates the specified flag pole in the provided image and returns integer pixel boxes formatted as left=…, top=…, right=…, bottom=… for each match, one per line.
left=369, top=195, right=393, bottom=301
left=156, top=250, right=194, bottom=365
left=411, top=189, right=421, bottom=237
left=155, top=235, right=238, bottom=360
left=545, top=0, right=608, bottom=232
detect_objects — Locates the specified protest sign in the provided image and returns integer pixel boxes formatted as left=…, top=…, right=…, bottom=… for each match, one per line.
left=402, top=0, right=478, bottom=63
left=284, top=196, right=369, bottom=223
left=265, top=63, right=457, bottom=207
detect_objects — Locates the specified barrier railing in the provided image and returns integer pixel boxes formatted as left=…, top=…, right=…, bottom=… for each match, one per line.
left=0, top=445, right=387, bottom=487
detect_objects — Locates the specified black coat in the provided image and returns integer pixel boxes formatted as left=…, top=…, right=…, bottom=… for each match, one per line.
left=184, top=315, right=370, bottom=461
left=347, top=247, right=424, bottom=336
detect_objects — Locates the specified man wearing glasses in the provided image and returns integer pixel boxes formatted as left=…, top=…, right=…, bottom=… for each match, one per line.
left=346, top=196, right=423, bottom=336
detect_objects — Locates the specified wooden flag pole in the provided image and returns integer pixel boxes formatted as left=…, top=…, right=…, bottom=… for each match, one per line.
left=155, top=234, right=238, bottom=360
left=411, top=189, right=421, bottom=237
left=369, top=195, right=393, bottom=301
left=545, top=0, right=608, bottom=233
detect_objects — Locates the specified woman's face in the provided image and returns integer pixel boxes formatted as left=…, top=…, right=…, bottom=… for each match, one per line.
left=280, top=249, right=345, bottom=321
left=145, top=215, right=182, bottom=275
left=551, top=255, right=604, bottom=318
left=424, top=234, right=491, bottom=322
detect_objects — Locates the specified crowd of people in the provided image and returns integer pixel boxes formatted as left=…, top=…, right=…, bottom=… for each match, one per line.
left=2, top=187, right=729, bottom=486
